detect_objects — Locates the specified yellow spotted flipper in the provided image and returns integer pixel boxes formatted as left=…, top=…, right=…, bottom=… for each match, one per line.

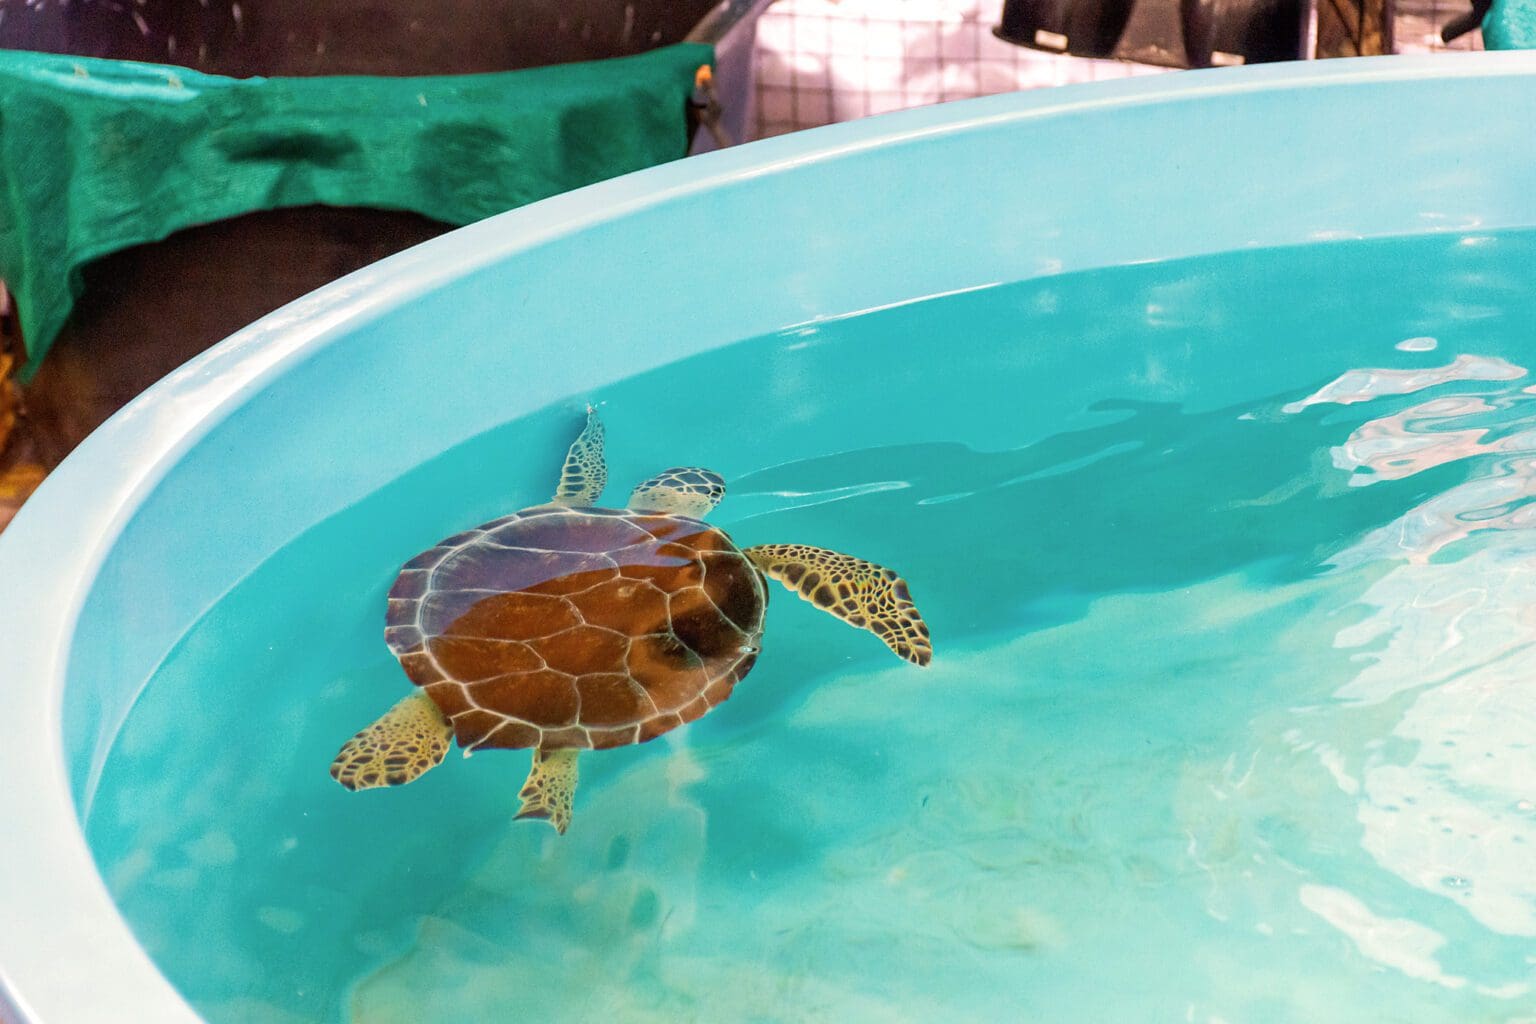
left=515, top=748, right=581, bottom=834
left=745, top=544, right=932, bottom=666
left=552, top=406, right=607, bottom=507
left=330, top=691, right=452, bottom=791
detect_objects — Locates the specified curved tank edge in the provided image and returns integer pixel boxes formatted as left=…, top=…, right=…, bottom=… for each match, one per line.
left=2, top=52, right=1536, bottom=1024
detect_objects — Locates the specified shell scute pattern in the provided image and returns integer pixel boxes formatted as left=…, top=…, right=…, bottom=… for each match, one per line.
left=446, top=591, right=582, bottom=641
left=423, top=680, right=472, bottom=717
left=470, top=670, right=579, bottom=726
left=497, top=509, right=648, bottom=554
left=396, top=650, right=438, bottom=686
left=574, top=672, right=651, bottom=727
left=430, top=636, right=542, bottom=681
left=529, top=625, right=631, bottom=674
left=486, top=720, right=542, bottom=749
left=387, top=506, right=767, bottom=753
left=576, top=577, right=670, bottom=631
left=390, top=569, right=431, bottom=600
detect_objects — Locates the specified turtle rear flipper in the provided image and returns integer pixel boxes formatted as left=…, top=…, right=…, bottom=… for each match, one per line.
left=628, top=467, right=725, bottom=518
left=746, top=544, right=932, bottom=666
left=330, top=691, right=452, bottom=791
left=515, top=748, right=580, bottom=834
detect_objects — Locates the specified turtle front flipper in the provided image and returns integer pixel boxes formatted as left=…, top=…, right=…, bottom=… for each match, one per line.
left=515, top=748, right=580, bottom=834
left=745, top=544, right=933, bottom=666
left=628, top=467, right=725, bottom=518
left=330, top=691, right=452, bottom=791
left=552, top=406, right=607, bottom=507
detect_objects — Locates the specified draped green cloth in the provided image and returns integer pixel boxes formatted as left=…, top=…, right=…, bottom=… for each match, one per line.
left=0, top=43, right=711, bottom=372
left=1485, top=0, right=1536, bottom=50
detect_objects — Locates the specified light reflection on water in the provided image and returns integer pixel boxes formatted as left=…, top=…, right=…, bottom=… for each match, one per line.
left=1284, top=354, right=1536, bottom=997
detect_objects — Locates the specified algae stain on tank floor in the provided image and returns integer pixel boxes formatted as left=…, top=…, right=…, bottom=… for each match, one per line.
left=87, top=230, right=1536, bottom=1023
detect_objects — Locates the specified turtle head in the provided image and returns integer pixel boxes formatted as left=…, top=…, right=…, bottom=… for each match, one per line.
left=628, top=467, right=726, bottom=519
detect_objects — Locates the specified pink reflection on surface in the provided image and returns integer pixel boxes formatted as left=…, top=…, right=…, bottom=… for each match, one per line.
left=1336, top=394, right=1536, bottom=483
left=1327, top=366, right=1536, bottom=566
left=1309, top=360, right=1536, bottom=955
left=1283, top=354, right=1524, bottom=413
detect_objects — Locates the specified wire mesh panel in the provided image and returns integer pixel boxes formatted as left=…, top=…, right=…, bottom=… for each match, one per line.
left=753, top=0, right=1168, bottom=137
left=754, top=0, right=1482, bottom=138
left=1395, top=0, right=1483, bottom=51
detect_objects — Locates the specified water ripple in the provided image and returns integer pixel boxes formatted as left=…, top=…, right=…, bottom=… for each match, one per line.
left=1282, top=354, right=1525, bottom=414
left=1307, top=362, right=1536, bottom=966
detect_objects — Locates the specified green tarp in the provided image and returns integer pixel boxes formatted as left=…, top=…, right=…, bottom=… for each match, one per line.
left=0, top=43, right=711, bottom=373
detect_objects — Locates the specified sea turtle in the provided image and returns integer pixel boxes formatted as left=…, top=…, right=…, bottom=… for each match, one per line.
left=330, top=408, right=932, bottom=833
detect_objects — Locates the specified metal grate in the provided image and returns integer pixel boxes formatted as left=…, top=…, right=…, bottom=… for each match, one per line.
left=753, top=0, right=1167, bottom=138
left=754, top=0, right=1482, bottom=139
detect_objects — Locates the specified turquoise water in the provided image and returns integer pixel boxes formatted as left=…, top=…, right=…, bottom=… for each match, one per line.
left=88, top=230, right=1536, bottom=1023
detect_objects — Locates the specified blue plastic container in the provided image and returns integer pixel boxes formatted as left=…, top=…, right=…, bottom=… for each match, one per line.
left=3, top=54, right=1536, bottom=1023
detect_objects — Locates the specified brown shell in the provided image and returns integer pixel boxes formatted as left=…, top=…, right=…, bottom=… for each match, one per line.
left=385, top=506, right=767, bottom=753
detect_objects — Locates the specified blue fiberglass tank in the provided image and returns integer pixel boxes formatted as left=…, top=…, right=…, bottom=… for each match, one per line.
left=4, top=54, right=1536, bottom=1024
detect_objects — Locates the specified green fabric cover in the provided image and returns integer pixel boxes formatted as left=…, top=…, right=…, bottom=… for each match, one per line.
left=1484, top=0, right=1536, bottom=49
left=0, top=43, right=712, bottom=372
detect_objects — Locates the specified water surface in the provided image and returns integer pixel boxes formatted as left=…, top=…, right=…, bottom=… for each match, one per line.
left=89, top=229, right=1536, bottom=1022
